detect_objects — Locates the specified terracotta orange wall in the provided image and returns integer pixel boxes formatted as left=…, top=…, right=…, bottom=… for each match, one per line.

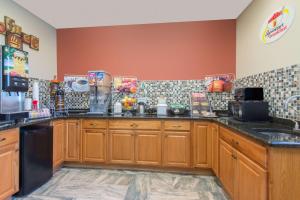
left=57, top=20, right=236, bottom=80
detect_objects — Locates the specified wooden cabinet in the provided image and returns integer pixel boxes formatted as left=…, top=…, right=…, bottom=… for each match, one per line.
left=0, top=129, right=19, bottom=200
left=108, top=120, right=162, bottom=166
left=193, top=122, right=212, bottom=168
left=109, top=120, right=161, bottom=130
left=211, top=123, right=219, bottom=176
left=82, top=120, right=107, bottom=129
left=219, top=139, right=235, bottom=198
left=82, top=119, right=107, bottom=163
left=135, top=131, right=161, bottom=166
left=219, top=126, right=267, bottom=200
left=234, top=151, right=267, bottom=200
left=164, top=121, right=191, bottom=131
left=65, top=120, right=81, bottom=162
left=82, top=129, right=106, bottom=163
left=220, top=127, right=267, bottom=168
left=268, top=148, right=300, bottom=200
left=109, top=130, right=135, bottom=164
left=163, top=131, right=190, bottom=168
left=53, top=120, right=65, bottom=168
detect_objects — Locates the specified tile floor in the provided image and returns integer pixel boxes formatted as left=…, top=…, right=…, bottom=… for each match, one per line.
left=13, top=167, right=228, bottom=200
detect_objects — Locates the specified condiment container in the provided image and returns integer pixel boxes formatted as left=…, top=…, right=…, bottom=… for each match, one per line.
left=114, top=101, right=122, bottom=114
left=157, top=97, right=168, bottom=116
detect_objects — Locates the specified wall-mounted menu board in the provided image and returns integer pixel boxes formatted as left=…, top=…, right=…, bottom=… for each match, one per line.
left=1, top=45, right=29, bottom=92
left=2, top=45, right=29, bottom=78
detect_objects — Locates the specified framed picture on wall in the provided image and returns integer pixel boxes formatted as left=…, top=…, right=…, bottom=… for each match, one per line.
left=0, top=22, right=6, bottom=35
left=11, top=24, right=22, bottom=35
left=30, top=35, right=39, bottom=50
left=22, top=33, right=31, bottom=44
left=4, top=16, right=15, bottom=32
left=6, top=32, right=23, bottom=50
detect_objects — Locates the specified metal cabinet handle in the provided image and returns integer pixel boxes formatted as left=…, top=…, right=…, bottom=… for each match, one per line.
left=231, top=139, right=235, bottom=145
left=130, top=123, right=138, bottom=128
left=172, top=125, right=182, bottom=128
left=0, top=137, right=6, bottom=142
left=86, top=130, right=103, bottom=133
left=231, top=139, right=239, bottom=146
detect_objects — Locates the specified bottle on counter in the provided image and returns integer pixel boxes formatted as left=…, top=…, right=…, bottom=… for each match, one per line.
left=137, top=97, right=147, bottom=115
left=55, top=86, right=65, bottom=111
left=50, top=76, right=60, bottom=113
left=50, top=76, right=60, bottom=99
left=138, top=102, right=145, bottom=115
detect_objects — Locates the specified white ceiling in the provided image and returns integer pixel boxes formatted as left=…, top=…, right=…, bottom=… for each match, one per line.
left=13, top=0, right=253, bottom=29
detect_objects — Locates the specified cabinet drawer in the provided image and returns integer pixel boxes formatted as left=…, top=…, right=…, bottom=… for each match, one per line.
left=220, top=126, right=235, bottom=145
left=109, top=120, right=161, bottom=130
left=233, top=132, right=267, bottom=168
left=52, top=119, right=65, bottom=126
left=164, top=121, right=191, bottom=131
left=82, top=120, right=107, bottom=129
left=220, top=126, right=267, bottom=168
left=0, top=128, right=19, bottom=148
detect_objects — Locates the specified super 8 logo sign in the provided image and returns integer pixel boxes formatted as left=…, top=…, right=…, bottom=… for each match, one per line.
left=260, top=5, right=296, bottom=44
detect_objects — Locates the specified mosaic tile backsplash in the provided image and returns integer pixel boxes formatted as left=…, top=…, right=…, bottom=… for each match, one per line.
left=114, top=80, right=233, bottom=110
left=26, top=78, right=51, bottom=108
left=235, top=64, right=299, bottom=121
left=29, top=64, right=299, bottom=121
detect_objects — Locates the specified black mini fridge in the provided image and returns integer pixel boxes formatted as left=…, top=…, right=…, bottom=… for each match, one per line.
left=16, top=121, right=53, bottom=196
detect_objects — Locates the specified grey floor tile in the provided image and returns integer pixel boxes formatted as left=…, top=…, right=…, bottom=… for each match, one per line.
left=13, top=167, right=228, bottom=200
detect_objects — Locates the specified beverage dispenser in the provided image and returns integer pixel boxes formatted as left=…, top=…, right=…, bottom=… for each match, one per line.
left=0, top=45, right=29, bottom=120
left=87, top=71, right=112, bottom=114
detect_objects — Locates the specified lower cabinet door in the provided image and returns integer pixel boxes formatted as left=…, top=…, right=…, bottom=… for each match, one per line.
left=0, top=144, right=19, bottom=200
left=53, top=120, right=65, bottom=168
left=82, top=129, right=106, bottom=163
left=109, top=130, right=135, bottom=164
left=163, top=131, right=190, bottom=168
left=193, top=122, right=212, bottom=168
left=211, top=123, right=219, bottom=176
left=65, top=120, right=81, bottom=162
left=135, top=131, right=161, bottom=166
left=219, top=139, right=235, bottom=199
left=234, top=151, right=267, bottom=200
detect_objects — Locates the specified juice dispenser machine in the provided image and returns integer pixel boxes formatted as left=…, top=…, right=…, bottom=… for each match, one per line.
left=0, top=45, right=29, bottom=120
left=88, top=71, right=112, bottom=114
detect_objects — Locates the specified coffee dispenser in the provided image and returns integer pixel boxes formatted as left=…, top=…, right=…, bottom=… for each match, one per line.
left=0, top=45, right=29, bottom=120
left=87, top=71, right=112, bottom=114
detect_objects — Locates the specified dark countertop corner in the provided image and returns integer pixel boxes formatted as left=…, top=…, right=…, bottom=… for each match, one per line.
left=0, top=113, right=300, bottom=148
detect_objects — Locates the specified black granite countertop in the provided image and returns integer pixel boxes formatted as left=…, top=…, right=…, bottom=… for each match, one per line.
left=0, top=114, right=299, bottom=147
left=214, top=117, right=300, bottom=147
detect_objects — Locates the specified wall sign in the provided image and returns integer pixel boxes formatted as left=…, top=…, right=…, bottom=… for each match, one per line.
left=0, top=16, right=40, bottom=51
left=260, top=5, right=296, bottom=44
left=64, top=75, right=89, bottom=92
